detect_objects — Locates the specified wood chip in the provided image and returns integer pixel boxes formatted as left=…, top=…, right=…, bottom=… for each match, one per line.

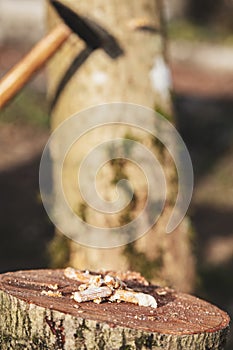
left=109, top=289, right=157, bottom=308
left=73, top=286, right=112, bottom=303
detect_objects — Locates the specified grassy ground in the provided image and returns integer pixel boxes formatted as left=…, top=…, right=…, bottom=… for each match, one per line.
left=168, top=19, right=233, bottom=46
left=0, top=88, right=49, bottom=128
left=174, top=93, right=233, bottom=349
left=0, top=88, right=52, bottom=271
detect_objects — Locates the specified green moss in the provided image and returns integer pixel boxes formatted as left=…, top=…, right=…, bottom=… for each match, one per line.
left=135, top=336, right=144, bottom=350
left=135, top=333, right=153, bottom=350
left=119, top=330, right=132, bottom=350
left=48, top=232, right=70, bottom=268
left=74, top=320, right=90, bottom=348
left=76, top=202, right=88, bottom=222
left=97, top=336, right=106, bottom=350
left=119, top=212, right=132, bottom=226
left=115, top=140, right=164, bottom=278
left=124, top=133, right=140, bottom=142
left=119, top=193, right=138, bottom=226
left=155, top=106, right=173, bottom=123
left=151, top=136, right=165, bottom=155
left=122, top=134, right=141, bottom=158
left=14, top=344, right=28, bottom=350
left=32, top=336, right=49, bottom=349
left=110, top=158, right=128, bottom=185
left=74, top=327, right=85, bottom=340
left=0, top=334, right=12, bottom=344
left=124, top=243, right=163, bottom=281
left=74, top=320, right=90, bottom=339
left=109, top=153, right=140, bottom=226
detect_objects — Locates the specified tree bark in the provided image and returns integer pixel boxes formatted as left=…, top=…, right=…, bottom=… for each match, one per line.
left=47, top=0, right=195, bottom=292
left=0, top=269, right=230, bottom=350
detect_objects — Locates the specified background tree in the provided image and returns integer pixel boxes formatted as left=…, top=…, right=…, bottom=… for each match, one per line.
left=47, top=0, right=195, bottom=292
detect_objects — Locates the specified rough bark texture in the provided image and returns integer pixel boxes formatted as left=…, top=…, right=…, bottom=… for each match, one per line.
left=47, top=0, right=195, bottom=292
left=0, top=270, right=230, bottom=350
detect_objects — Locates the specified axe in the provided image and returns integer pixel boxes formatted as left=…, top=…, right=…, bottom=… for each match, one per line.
left=0, top=0, right=123, bottom=109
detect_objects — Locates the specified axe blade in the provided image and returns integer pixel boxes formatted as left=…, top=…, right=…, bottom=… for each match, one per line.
left=50, top=0, right=123, bottom=58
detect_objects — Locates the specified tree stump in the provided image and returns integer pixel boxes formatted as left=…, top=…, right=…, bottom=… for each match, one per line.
left=0, top=269, right=230, bottom=350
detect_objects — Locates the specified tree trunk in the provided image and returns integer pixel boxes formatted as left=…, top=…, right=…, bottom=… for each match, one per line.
left=163, top=0, right=188, bottom=20
left=0, top=269, right=230, bottom=350
left=47, top=0, right=195, bottom=292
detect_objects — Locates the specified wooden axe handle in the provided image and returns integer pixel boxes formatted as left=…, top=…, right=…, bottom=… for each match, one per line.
left=0, top=23, right=71, bottom=109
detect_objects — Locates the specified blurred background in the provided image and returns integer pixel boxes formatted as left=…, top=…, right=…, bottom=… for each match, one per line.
left=0, top=0, right=233, bottom=347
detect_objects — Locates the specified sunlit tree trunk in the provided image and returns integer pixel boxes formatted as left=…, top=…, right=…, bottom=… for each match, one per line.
left=47, top=0, right=195, bottom=292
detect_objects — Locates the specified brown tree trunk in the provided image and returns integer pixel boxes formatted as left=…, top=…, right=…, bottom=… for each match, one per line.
left=47, top=0, right=195, bottom=292
left=0, top=269, right=230, bottom=350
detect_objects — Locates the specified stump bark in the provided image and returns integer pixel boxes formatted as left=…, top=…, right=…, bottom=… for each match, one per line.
left=0, top=269, right=230, bottom=349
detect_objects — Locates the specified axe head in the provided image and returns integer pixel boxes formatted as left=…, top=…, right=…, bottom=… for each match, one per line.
left=50, top=0, right=123, bottom=59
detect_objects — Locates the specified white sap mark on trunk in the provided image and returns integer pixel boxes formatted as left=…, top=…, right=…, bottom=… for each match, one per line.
left=149, top=57, right=172, bottom=100
left=92, top=71, right=108, bottom=86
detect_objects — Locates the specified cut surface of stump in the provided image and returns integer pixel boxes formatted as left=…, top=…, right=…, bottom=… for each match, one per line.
left=0, top=269, right=230, bottom=349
